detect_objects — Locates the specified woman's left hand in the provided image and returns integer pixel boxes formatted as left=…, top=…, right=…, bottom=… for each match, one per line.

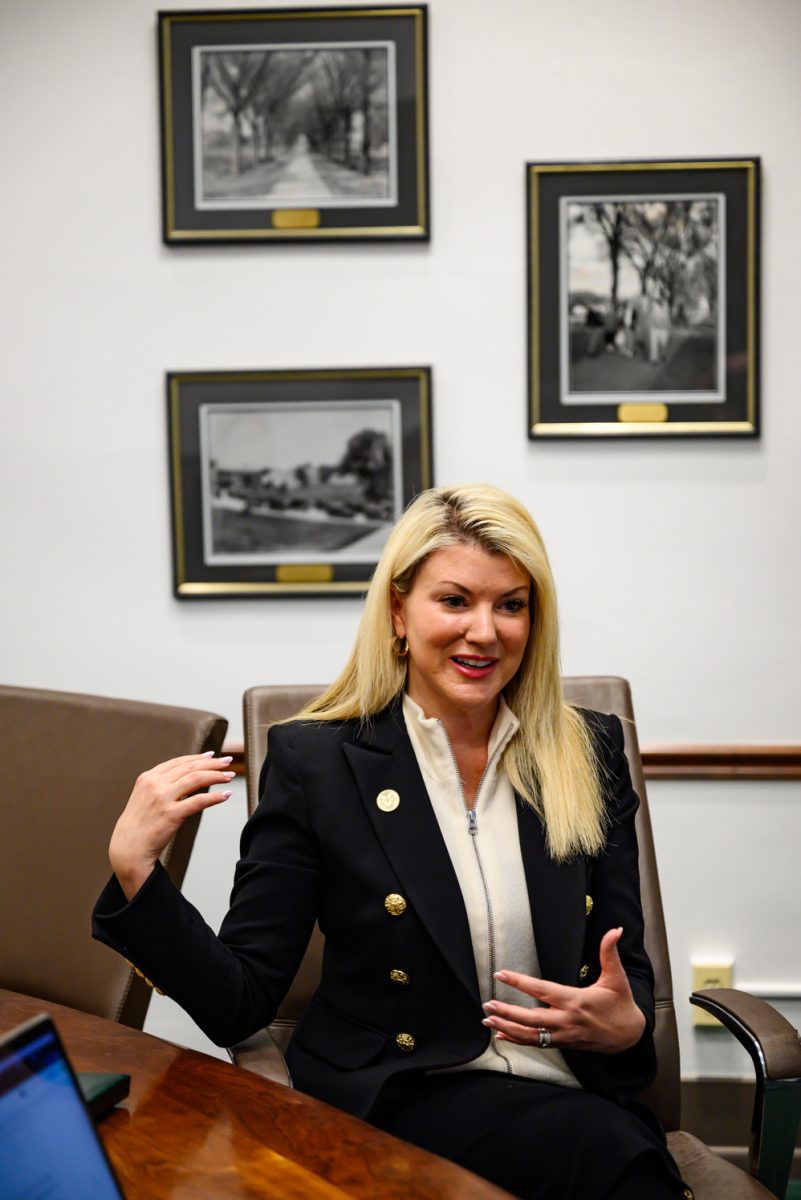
left=482, top=927, right=646, bottom=1055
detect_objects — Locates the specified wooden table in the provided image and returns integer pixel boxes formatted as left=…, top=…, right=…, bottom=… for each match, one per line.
left=0, top=988, right=512, bottom=1199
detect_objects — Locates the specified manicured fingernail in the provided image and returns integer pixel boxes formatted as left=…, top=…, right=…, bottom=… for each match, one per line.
left=494, top=971, right=508, bottom=982
left=202, top=750, right=215, bottom=757
left=219, top=756, right=233, bottom=765
left=222, top=789, right=233, bottom=799
left=223, top=771, right=236, bottom=780
left=482, top=1002, right=496, bottom=1012
left=481, top=1018, right=495, bottom=1027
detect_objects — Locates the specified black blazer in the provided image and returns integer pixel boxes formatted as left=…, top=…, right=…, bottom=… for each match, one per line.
left=93, top=702, right=656, bottom=1122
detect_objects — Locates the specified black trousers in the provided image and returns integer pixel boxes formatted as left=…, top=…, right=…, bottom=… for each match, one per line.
left=374, top=1072, right=687, bottom=1200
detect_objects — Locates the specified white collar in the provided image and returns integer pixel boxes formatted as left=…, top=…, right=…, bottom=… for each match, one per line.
left=402, top=692, right=520, bottom=787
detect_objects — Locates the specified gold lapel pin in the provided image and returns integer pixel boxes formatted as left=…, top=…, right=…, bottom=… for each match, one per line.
left=376, top=788, right=400, bottom=812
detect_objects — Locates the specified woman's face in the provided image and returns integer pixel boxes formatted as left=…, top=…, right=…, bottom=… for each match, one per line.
left=391, top=542, right=531, bottom=730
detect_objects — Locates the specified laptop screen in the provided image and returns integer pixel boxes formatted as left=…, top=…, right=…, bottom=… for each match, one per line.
left=0, top=1014, right=124, bottom=1199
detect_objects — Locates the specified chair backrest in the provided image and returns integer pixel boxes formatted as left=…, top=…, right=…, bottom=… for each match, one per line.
left=560, top=677, right=680, bottom=1129
left=1, top=685, right=227, bottom=1028
left=243, top=685, right=322, bottom=815
left=242, top=677, right=680, bottom=1129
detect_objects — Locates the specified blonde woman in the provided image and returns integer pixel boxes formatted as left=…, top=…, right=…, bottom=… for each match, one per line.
left=95, top=485, right=687, bottom=1200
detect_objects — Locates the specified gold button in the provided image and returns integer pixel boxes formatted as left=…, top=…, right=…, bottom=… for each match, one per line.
left=376, top=788, right=400, bottom=812
left=579, top=964, right=589, bottom=979
left=683, top=1190, right=694, bottom=1200
left=395, top=1032, right=416, bottom=1052
left=390, top=969, right=410, bottom=985
left=585, top=895, right=593, bottom=915
left=384, top=893, right=407, bottom=916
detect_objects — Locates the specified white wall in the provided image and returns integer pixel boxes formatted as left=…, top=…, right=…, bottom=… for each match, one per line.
left=3, top=0, right=799, bottom=1077
left=652, top=777, right=801, bottom=1078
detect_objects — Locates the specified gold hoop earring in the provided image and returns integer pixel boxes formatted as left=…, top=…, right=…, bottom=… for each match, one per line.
left=391, top=634, right=409, bottom=658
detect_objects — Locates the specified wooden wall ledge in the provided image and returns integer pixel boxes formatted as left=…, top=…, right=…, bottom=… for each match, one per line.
left=642, top=745, right=801, bottom=780
left=221, top=741, right=801, bottom=782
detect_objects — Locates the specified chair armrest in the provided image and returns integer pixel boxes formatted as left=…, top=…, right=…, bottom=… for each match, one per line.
left=691, top=988, right=801, bottom=1198
left=691, top=988, right=801, bottom=1080
left=227, top=1028, right=293, bottom=1088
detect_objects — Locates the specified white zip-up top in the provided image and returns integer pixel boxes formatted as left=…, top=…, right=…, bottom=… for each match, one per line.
left=402, top=693, right=581, bottom=1089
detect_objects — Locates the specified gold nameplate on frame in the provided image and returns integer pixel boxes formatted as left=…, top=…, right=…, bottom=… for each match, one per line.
left=617, top=403, right=669, bottom=424
left=275, top=564, right=334, bottom=584
left=272, top=209, right=321, bottom=230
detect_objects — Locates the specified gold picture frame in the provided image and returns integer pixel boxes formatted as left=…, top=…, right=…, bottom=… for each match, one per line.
left=159, top=7, right=429, bottom=243
left=168, top=367, right=433, bottom=597
left=527, top=158, right=760, bottom=438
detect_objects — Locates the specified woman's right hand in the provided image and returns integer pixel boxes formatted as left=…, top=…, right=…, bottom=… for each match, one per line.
left=109, top=752, right=236, bottom=900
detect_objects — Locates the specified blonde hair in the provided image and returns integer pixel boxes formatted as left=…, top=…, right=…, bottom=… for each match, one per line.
left=296, top=484, right=606, bottom=861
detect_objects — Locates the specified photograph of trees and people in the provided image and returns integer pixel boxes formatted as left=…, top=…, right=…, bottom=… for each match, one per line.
left=201, top=402, right=401, bottom=566
left=193, top=43, right=394, bottom=208
left=565, top=196, right=722, bottom=400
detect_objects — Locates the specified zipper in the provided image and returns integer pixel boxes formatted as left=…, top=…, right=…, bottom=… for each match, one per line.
left=437, top=722, right=513, bottom=1073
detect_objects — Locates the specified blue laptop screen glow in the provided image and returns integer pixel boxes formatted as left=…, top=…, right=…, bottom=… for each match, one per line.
left=0, top=1019, right=123, bottom=1199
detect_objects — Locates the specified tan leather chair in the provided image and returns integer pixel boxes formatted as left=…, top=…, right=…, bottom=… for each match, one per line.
left=233, top=679, right=801, bottom=1200
left=1, top=684, right=227, bottom=1028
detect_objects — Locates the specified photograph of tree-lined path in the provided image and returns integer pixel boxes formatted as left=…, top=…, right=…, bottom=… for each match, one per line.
left=195, top=44, right=393, bottom=207
left=566, top=197, right=722, bottom=398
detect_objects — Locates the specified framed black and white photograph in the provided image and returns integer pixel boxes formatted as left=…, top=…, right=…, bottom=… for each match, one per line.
left=527, top=158, right=760, bottom=437
left=159, top=7, right=429, bottom=243
left=168, top=368, right=432, bottom=596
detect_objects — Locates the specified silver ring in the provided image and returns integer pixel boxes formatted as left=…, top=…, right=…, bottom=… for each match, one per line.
left=538, top=1028, right=551, bottom=1048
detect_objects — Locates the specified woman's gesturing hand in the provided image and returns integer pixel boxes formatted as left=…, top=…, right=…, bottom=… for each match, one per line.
left=481, top=927, right=646, bottom=1055
left=109, top=753, right=236, bottom=901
